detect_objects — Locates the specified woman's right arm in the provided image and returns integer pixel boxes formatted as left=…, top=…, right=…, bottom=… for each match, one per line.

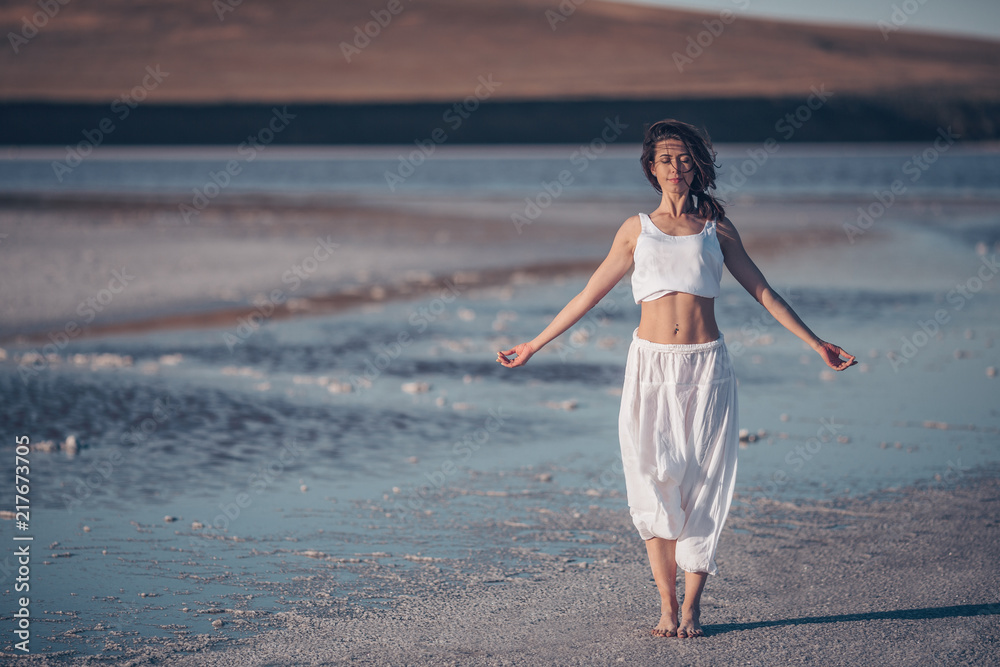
left=497, top=216, right=639, bottom=368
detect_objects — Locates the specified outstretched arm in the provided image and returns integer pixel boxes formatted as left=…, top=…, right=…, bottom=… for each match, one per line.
left=497, top=216, right=639, bottom=368
left=716, top=216, right=857, bottom=371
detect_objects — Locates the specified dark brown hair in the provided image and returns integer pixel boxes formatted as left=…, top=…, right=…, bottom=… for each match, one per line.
left=640, top=119, right=725, bottom=222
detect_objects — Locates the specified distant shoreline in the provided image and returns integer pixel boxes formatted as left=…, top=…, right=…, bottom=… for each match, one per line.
left=4, top=94, right=999, bottom=145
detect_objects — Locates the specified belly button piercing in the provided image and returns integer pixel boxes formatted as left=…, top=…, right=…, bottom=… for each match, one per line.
left=674, top=323, right=679, bottom=334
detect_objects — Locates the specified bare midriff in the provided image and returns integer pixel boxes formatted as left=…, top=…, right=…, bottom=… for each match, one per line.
left=636, top=292, right=720, bottom=345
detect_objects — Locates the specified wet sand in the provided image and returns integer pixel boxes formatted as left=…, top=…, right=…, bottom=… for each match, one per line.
left=4, top=464, right=997, bottom=665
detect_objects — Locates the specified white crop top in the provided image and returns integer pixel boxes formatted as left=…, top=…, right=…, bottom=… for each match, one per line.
left=631, top=212, right=724, bottom=303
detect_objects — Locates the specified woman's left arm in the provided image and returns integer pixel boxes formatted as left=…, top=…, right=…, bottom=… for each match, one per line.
left=716, top=216, right=857, bottom=371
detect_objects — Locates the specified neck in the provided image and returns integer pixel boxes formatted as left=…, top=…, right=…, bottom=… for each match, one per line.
left=656, top=192, right=694, bottom=218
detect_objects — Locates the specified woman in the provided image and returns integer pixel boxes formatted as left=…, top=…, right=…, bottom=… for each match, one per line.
left=495, top=119, right=857, bottom=638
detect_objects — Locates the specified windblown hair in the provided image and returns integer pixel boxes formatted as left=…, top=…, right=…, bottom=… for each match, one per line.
left=640, top=119, right=725, bottom=222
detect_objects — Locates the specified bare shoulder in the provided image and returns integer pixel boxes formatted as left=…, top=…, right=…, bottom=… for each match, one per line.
left=715, top=215, right=739, bottom=234
left=715, top=215, right=744, bottom=246
left=614, top=214, right=643, bottom=250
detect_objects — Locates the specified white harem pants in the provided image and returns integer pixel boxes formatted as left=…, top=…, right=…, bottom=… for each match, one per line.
left=618, top=327, right=739, bottom=576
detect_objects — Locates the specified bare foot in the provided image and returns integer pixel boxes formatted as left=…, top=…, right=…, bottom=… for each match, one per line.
left=652, top=603, right=679, bottom=637
left=677, top=606, right=703, bottom=638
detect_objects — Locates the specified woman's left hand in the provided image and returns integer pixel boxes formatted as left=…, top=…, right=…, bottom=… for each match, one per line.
left=816, top=341, right=857, bottom=370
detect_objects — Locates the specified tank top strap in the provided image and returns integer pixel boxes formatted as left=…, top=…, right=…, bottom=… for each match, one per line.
left=637, top=212, right=651, bottom=233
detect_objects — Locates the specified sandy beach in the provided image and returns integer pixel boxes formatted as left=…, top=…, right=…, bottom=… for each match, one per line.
left=1, top=143, right=998, bottom=664
left=3, top=463, right=998, bottom=665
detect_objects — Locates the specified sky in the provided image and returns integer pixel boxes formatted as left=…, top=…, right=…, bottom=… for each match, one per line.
left=610, top=0, right=1000, bottom=41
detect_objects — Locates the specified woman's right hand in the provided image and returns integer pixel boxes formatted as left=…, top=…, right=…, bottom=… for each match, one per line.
left=496, top=342, right=536, bottom=368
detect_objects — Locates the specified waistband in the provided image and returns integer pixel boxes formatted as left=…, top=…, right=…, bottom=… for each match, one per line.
left=630, top=327, right=725, bottom=353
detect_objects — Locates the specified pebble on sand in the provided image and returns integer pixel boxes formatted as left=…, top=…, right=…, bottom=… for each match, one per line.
left=32, top=439, right=56, bottom=453
left=212, top=619, right=224, bottom=629
left=191, top=521, right=205, bottom=530
left=923, top=420, right=949, bottom=430
left=221, top=366, right=264, bottom=378
left=163, top=516, right=177, bottom=523
left=327, top=381, right=353, bottom=393
left=402, top=381, right=431, bottom=394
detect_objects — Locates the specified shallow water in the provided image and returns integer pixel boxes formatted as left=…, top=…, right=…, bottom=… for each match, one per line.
left=3, top=272, right=999, bottom=655
left=1, top=143, right=999, bottom=656
left=2, top=142, right=1000, bottom=199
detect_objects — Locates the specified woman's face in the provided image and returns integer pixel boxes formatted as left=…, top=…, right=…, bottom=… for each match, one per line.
left=649, top=138, right=695, bottom=194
